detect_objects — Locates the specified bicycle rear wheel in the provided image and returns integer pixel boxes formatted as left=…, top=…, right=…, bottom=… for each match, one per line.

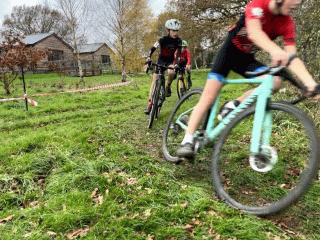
left=148, top=79, right=161, bottom=129
left=211, top=102, right=320, bottom=215
left=163, top=88, right=204, bottom=163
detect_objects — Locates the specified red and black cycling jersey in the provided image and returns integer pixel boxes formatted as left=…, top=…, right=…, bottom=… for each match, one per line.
left=209, top=0, right=296, bottom=81
left=174, top=48, right=191, bottom=66
left=148, top=35, right=182, bottom=65
left=230, top=0, right=295, bottom=54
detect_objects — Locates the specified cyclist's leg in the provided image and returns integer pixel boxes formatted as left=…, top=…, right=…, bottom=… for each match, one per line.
left=177, top=77, right=223, bottom=158
left=177, top=38, right=235, bottom=157
left=178, top=66, right=187, bottom=97
left=187, top=68, right=192, bottom=89
left=167, top=64, right=176, bottom=86
left=177, top=73, right=186, bottom=98
left=185, top=79, right=223, bottom=136
left=179, top=75, right=185, bottom=89
left=148, top=72, right=158, bottom=99
left=145, top=67, right=160, bottom=114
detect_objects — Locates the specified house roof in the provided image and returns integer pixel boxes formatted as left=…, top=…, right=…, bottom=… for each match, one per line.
left=23, top=32, right=53, bottom=45
left=0, top=33, right=112, bottom=54
left=0, top=32, right=73, bottom=50
left=78, top=43, right=110, bottom=54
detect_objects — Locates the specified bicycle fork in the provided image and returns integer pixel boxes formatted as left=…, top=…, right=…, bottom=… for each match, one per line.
left=249, top=76, right=278, bottom=172
left=205, top=75, right=277, bottom=171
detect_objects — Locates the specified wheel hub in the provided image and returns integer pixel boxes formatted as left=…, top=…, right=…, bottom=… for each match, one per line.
left=249, top=145, right=278, bottom=172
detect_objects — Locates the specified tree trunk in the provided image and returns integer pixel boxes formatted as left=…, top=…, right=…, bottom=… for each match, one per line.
left=71, top=25, right=84, bottom=83
left=121, top=57, right=126, bottom=82
left=3, top=75, right=11, bottom=95
left=76, top=53, right=84, bottom=82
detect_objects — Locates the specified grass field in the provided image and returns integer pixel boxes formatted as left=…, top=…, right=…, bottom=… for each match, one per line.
left=0, top=70, right=319, bottom=239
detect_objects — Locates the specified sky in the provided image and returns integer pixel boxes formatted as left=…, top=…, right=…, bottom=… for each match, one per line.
left=0, top=0, right=168, bottom=26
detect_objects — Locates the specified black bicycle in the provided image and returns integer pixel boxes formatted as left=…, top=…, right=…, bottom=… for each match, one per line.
left=176, top=66, right=192, bottom=99
left=145, top=62, right=171, bottom=128
left=146, top=62, right=191, bottom=128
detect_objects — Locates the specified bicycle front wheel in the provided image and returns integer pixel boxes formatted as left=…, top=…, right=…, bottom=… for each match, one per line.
left=211, top=102, right=320, bottom=215
left=163, top=88, right=204, bottom=163
left=176, top=75, right=186, bottom=99
left=148, top=79, right=161, bottom=129
left=156, top=81, right=165, bottom=119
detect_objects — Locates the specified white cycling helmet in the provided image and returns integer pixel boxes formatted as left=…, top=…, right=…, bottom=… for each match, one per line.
left=165, top=19, right=181, bottom=31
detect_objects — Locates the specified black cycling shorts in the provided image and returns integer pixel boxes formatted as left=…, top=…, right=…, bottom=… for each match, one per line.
left=208, top=39, right=266, bottom=82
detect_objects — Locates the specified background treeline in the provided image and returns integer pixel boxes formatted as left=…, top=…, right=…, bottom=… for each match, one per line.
left=1, top=0, right=320, bottom=76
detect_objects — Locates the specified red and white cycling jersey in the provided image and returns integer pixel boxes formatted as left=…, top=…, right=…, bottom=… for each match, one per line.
left=231, top=0, right=295, bottom=54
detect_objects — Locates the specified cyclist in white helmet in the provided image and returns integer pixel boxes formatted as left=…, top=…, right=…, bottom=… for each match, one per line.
left=144, top=19, right=182, bottom=115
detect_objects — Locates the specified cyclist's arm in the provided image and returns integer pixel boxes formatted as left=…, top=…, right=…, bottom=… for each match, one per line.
left=284, top=45, right=317, bottom=92
left=246, top=18, right=289, bottom=66
left=186, top=49, right=191, bottom=67
left=247, top=19, right=319, bottom=97
left=147, top=40, right=160, bottom=60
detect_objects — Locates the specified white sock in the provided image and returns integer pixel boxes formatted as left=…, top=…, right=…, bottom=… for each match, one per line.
left=225, top=100, right=238, bottom=109
left=181, top=134, right=193, bottom=145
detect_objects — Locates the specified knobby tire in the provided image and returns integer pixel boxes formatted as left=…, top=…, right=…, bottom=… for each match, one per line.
left=211, top=102, right=320, bottom=215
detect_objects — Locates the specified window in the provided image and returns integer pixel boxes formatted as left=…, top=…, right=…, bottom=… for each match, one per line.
left=101, top=55, right=110, bottom=64
left=48, top=50, right=64, bottom=61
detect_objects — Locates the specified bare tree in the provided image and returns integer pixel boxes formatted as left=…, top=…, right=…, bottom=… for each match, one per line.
left=2, top=5, right=71, bottom=40
left=166, top=0, right=249, bottom=67
left=54, top=0, right=89, bottom=83
left=93, top=0, right=154, bottom=81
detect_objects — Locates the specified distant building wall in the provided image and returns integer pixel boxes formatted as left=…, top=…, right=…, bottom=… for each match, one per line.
left=33, top=35, right=75, bottom=72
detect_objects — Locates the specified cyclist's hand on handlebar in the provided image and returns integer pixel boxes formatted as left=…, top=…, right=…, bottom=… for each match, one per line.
left=271, top=50, right=291, bottom=67
left=145, top=59, right=151, bottom=73
left=304, top=83, right=320, bottom=100
left=313, top=94, right=320, bottom=100
left=145, top=58, right=151, bottom=65
left=312, top=84, right=320, bottom=100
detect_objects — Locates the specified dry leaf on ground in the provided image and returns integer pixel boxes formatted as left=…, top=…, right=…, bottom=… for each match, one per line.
left=66, top=227, right=90, bottom=239
left=0, top=214, right=15, bottom=225
left=91, top=188, right=104, bottom=205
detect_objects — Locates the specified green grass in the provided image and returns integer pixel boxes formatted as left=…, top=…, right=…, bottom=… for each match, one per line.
left=0, top=71, right=319, bottom=239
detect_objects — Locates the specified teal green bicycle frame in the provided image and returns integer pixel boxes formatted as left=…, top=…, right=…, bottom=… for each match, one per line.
left=177, top=74, right=274, bottom=155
